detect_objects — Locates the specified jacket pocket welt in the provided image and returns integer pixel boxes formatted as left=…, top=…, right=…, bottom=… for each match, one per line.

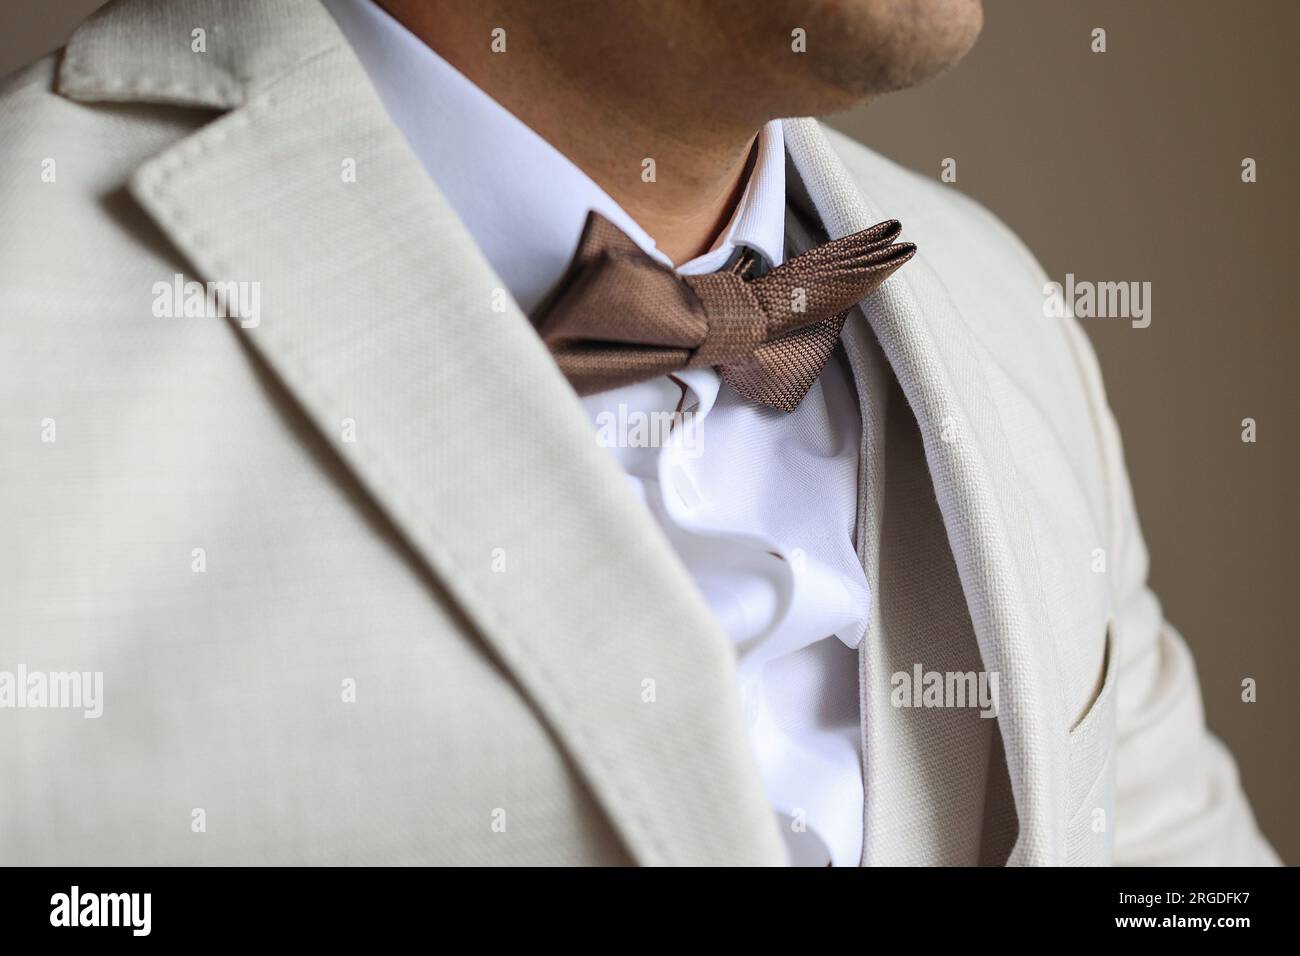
left=1064, top=621, right=1118, bottom=864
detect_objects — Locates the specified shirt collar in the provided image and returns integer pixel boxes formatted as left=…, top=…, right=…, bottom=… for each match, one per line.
left=321, top=0, right=786, bottom=314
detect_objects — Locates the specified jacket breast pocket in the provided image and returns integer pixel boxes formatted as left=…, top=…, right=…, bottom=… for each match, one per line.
left=1064, top=621, right=1118, bottom=865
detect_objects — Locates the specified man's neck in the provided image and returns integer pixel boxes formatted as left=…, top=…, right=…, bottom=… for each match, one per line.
left=376, top=0, right=765, bottom=264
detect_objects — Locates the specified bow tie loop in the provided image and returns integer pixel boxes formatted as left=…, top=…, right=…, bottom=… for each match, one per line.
left=536, top=251, right=707, bottom=350
left=746, top=219, right=913, bottom=335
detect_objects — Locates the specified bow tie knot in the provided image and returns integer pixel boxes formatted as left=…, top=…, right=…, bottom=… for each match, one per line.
left=532, top=210, right=916, bottom=412
left=679, top=270, right=768, bottom=368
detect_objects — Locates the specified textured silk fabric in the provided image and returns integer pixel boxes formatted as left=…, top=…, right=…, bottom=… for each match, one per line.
left=534, top=212, right=915, bottom=411
left=321, top=0, right=871, bottom=865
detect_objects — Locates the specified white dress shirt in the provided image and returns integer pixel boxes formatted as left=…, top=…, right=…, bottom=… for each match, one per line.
left=322, top=0, right=870, bottom=866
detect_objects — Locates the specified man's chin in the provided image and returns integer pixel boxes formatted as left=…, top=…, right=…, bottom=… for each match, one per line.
left=808, top=0, right=985, bottom=101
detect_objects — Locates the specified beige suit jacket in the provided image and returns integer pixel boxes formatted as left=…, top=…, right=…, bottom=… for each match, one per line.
left=0, top=0, right=1279, bottom=865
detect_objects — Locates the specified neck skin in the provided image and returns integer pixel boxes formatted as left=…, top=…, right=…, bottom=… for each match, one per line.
left=376, top=0, right=765, bottom=264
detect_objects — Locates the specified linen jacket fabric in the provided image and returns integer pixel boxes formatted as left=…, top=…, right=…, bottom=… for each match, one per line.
left=0, top=0, right=1278, bottom=866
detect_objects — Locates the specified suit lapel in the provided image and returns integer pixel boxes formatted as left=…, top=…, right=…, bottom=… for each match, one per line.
left=61, top=0, right=784, bottom=866
left=784, top=118, right=1068, bottom=864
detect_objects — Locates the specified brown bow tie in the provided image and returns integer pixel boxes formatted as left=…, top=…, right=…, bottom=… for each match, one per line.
left=531, top=211, right=916, bottom=412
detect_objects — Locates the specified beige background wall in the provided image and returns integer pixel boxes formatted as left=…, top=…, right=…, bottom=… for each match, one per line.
left=3, top=0, right=1295, bottom=862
